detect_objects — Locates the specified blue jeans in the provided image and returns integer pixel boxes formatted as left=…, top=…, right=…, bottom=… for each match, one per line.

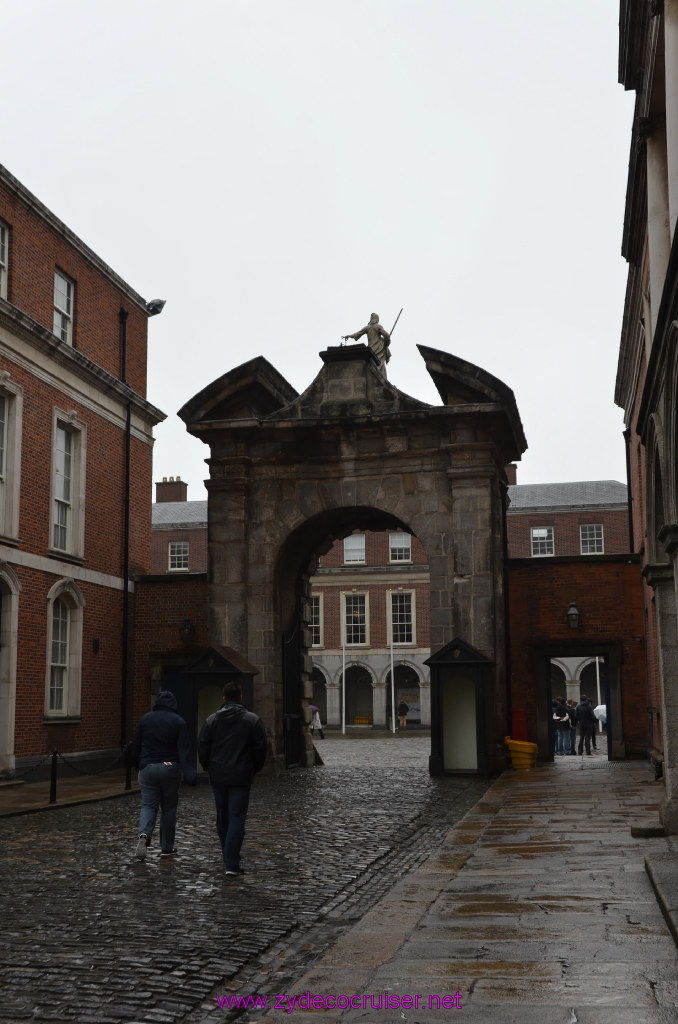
left=138, top=763, right=181, bottom=853
left=211, top=784, right=251, bottom=870
left=556, top=729, right=570, bottom=755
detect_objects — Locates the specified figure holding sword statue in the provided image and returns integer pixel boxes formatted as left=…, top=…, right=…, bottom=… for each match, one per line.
left=342, top=309, right=402, bottom=376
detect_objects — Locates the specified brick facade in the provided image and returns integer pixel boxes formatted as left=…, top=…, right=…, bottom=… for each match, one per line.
left=506, top=509, right=630, bottom=559
left=508, top=557, right=647, bottom=759
left=0, top=164, right=164, bottom=772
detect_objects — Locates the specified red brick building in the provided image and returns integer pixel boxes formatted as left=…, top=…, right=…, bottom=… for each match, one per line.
left=0, top=164, right=164, bottom=774
left=506, top=480, right=631, bottom=558
left=151, top=477, right=207, bottom=574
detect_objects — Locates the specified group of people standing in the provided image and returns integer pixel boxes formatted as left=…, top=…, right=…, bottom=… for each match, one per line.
left=552, top=695, right=600, bottom=756
left=133, top=682, right=267, bottom=876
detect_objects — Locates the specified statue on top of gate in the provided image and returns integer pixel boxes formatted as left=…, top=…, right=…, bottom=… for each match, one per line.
left=342, top=309, right=402, bottom=375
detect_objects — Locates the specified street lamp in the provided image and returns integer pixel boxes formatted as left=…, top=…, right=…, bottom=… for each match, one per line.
left=566, top=601, right=580, bottom=629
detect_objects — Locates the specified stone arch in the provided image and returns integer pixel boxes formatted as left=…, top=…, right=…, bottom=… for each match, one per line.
left=0, top=562, right=21, bottom=773
left=310, top=666, right=328, bottom=722
left=180, top=342, right=526, bottom=768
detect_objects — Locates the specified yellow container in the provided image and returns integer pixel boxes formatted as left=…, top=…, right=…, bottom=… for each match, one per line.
left=504, top=735, right=538, bottom=770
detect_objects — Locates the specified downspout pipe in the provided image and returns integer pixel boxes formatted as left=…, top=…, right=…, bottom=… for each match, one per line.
left=119, top=307, right=131, bottom=749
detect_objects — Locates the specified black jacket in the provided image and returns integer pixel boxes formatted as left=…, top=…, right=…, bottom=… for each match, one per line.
left=133, top=690, right=197, bottom=783
left=575, top=701, right=597, bottom=731
left=198, top=702, right=267, bottom=787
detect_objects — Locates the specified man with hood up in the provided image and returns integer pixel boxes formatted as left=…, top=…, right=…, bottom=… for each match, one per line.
left=133, top=690, right=197, bottom=860
left=198, top=681, right=267, bottom=876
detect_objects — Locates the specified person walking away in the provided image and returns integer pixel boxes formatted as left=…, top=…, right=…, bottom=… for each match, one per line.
left=575, top=694, right=597, bottom=756
left=397, top=699, right=410, bottom=730
left=553, top=699, right=571, bottom=755
left=198, top=682, right=267, bottom=876
left=133, top=690, right=197, bottom=860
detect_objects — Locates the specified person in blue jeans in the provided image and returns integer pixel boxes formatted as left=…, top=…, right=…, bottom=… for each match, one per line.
left=553, top=699, right=571, bottom=755
left=133, top=691, right=197, bottom=860
left=198, top=682, right=267, bottom=876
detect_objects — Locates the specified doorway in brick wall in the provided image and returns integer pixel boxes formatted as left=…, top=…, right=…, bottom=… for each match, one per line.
left=547, top=650, right=612, bottom=762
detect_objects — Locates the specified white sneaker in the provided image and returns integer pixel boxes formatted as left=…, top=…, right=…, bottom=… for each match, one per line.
left=135, top=834, right=148, bottom=861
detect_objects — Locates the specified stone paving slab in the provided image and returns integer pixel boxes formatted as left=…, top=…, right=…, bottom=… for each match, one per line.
left=241, top=758, right=678, bottom=1024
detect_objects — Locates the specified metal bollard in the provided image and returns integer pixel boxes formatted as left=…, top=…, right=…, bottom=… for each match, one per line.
left=49, top=748, right=58, bottom=804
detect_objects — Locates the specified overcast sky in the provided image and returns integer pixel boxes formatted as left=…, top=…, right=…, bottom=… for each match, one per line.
left=4, top=1, right=634, bottom=499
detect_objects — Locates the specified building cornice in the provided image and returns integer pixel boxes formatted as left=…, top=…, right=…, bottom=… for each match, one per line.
left=0, top=300, right=165, bottom=428
left=0, top=164, right=149, bottom=315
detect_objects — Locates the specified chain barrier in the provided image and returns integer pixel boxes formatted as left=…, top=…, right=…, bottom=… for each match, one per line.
left=54, top=743, right=131, bottom=777
left=3, top=751, right=54, bottom=781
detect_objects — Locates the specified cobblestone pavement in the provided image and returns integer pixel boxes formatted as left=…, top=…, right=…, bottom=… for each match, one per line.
left=0, top=733, right=491, bottom=1024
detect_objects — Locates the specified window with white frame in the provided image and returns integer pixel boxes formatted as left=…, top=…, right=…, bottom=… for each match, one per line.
left=0, top=221, right=7, bottom=300
left=344, top=533, right=365, bottom=563
left=0, top=375, right=23, bottom=539
left=49, top=598, right=69, bottom=712
left=50, top=411, right=86, bottom=558
left=45, top=580, right=85, bottom=718
left=344, top=592, right=367, bottom=645
left=309, top=594, right=322, bottom=646
left=390, top=590, right=414, bottom=644
left=168, top=541, right=189, bottom=571
left=580, top=524, right=604, bottom=554
left=53, top=270, right=74, bottom=344
left=389, top=531, right=411, bottom=562
left=531, top=526, right=554, bottom=557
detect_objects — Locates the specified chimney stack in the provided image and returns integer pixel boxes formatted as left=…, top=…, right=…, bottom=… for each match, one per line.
left=155, top=476, right=188, bottom=503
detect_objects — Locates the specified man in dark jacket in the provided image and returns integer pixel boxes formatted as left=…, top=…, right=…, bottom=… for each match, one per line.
left=198, top=682, right=267, bottom=876
left=133, top=690, right=197, bottom=860
left=575, top=694, right=597, bottom=756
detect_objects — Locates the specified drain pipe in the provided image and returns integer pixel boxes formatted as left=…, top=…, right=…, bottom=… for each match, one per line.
left=119, top=307, right=131, bottom=749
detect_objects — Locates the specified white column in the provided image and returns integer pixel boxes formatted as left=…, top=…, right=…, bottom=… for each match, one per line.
left=664, top=0, right=678, bottom=238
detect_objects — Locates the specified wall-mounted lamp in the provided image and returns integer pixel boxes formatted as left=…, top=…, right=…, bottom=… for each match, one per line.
left=146, top=298, right=166, bottom=317
left=179, top=617, right=195, bottom=640
left=566, top=601, right=580, bottom=629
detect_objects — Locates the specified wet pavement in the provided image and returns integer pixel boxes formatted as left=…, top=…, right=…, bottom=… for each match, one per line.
left=1, top=736, right=677, bottom=1023
left=0, top=732, right=490, bottom=1023
left=243, top=749, right=678, bottom=1024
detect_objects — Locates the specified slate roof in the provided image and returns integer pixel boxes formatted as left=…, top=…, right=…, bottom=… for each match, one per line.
left=152, top=500, right=207, bottom=527
left=508, top=480, right=628, bottom=511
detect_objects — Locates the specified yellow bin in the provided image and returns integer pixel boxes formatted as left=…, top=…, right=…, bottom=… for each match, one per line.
left=504, top=735, right=538, bottom=770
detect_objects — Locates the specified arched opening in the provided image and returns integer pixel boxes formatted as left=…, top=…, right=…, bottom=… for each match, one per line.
left=344, top=665, right=373, bottom=726
left=311, top=667, right=328, bottom=722
left=274, top=508, right=430, bottom=763
left=385, top=664, right=422, bottom=727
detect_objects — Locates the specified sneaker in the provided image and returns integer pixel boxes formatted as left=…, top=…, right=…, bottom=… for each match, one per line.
left=160, top=849, right=177, bottom=858
left=135, top=834, right=148, bottom=861
left=225, top=867, right=245, bottom=876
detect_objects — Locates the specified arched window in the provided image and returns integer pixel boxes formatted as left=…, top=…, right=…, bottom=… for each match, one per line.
left=44, top=579, right=85, bottom=718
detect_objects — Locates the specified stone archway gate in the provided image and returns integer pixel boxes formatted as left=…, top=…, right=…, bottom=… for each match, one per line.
left=179, top=342, right=526, bottom=770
